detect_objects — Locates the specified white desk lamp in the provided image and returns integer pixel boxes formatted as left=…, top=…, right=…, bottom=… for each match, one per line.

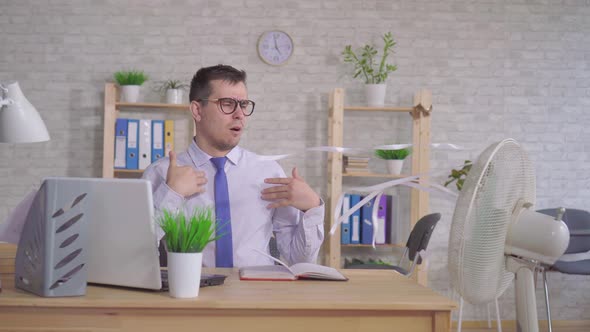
left=0, top=81, right=50, bottom=143
left=0, top=81, right=50, bottom=292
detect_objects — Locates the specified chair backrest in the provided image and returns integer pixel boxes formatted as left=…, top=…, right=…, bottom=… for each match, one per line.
left=538, top=208, right=590, bottom=254
left=405, top=213, right=441, bottom=264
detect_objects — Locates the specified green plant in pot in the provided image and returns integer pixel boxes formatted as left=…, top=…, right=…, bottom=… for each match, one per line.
left=374, top=147, right=411, bottom=175
left=444, top=160, right=472, bottom=191
left=158, top=206, right=220, bottom=298
left=113, top=70, right=149, bottom=103
left=155, top=79, right=189, bottom=105
left=342, top=32, right=398, bottom=106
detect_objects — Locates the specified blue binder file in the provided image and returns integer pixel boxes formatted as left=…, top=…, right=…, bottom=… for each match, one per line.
left=126, top=119, right=139, bottom=170
left=361, top=197, right=375, bottom=245
left=151, top=120, right=165, bottom=162
left=350, top=194, right=361, bottom=244
left=114, top=118, right=128, bottom=169
left=340, top=194, right=351, bottom=245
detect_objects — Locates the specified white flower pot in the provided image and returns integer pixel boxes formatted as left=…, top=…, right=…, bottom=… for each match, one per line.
left=166, top=89, right=184, bottom=104
left=167, top=252, right=203, bottom=298
left=386, top=159, right=404, bottom=175
left=364, top=83, right=387, bottom=107
left=120, top=85, right=140, bottom=103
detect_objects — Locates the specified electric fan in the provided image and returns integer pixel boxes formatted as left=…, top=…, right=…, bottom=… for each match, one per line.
left=448, top=139, right=570, bottom=332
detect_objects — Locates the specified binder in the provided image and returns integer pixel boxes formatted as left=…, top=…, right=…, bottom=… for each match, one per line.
left=387, top=195, right=399, bottom=244
left=138, top=119, right=152, bottom=169
left=350, top=194, right=361, bottom=244
left=375, top=194, right=392, bottom=244
left=114, top=118, right=128, bottom=169
left=164, top=119, right=174, bottom=157
left=340, top=194, right=351, bottom=245
left=126, top=119, right=139, bottom=169
left=151, top=120, right=165, bottom=162
left=361, top=197, right=375, bottom=245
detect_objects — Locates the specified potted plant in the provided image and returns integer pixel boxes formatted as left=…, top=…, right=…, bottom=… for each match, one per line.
left=114, top=70, right=149, bottom=103
left=375, top=147, right=411, bottom=175
left=158, top=207, right=219, bottom=298
left=444, top=160, right=472, bottom=191
left=342, top=32, right=398, bottom=106
left=156, top=79, right=189, bottom=104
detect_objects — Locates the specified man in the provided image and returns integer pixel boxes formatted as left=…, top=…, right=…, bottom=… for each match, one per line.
left=142, top=64, right=325, bottom=268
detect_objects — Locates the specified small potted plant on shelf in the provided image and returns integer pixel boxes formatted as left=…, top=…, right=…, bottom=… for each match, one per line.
left=374, top=147, right=411, bottom=175
left=156, top=79, right=189, bottom=104
left=114, top=70, right=149, bottom=103
left=444, top=160, right=472, bottom=191
left=342, top=32, right=398, bottom=107
left=158, top=207, right=219, bottom=298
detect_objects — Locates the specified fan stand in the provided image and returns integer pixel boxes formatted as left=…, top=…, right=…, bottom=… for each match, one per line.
left=456, top=297, right=502, bottom=332
left=507, top=256, right=540, bottom=332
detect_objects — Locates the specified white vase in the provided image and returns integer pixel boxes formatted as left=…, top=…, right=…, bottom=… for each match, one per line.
left=120, top=85, right=140, bottom=103
left=364, top=83, right=386, bottom=107
left=166, top=89, right=183, bottom=104
left=386, top=160, right=404, bottom=175
left=167, top=252, right=203, bottom=298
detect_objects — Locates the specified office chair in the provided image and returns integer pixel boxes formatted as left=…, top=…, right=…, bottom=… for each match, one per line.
left=346, top=212, right=441, bottom=277
left=537, top=208, right=590, bottom=332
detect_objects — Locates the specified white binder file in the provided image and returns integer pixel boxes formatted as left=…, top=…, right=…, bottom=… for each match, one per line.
left=138, top=119, right=152, bottom=170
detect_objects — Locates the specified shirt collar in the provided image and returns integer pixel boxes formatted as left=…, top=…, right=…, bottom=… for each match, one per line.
left=188, top=139, right=242, bottom=167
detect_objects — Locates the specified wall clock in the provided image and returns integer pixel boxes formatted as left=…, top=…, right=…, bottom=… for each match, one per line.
left=257, top=30, right=294, bottom=66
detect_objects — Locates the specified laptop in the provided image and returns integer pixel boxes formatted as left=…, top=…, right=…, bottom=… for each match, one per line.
left=73, top=177, right=226, bottom=290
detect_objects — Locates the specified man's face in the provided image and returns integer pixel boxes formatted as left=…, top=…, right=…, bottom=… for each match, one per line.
left=192, top=79, right=249, bottom=155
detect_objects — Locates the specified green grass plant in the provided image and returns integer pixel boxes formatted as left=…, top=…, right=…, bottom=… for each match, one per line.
left=158, top=207, right=220, bottom=253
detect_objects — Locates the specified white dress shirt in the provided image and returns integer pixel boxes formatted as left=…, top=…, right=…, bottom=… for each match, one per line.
left=142, top=140, right=325, bottom=267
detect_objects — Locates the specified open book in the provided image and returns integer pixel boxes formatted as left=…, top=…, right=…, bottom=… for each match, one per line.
left=239, top=249, right=348, bottom=281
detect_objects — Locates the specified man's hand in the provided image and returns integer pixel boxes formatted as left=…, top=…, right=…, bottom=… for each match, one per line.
left=166, top=151, right=207, bottom=197
left=262, top=167, right=321, bottom=212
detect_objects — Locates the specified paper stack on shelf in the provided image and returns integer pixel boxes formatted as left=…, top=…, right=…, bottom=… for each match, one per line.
left=343, top=155, right=370, bottom=173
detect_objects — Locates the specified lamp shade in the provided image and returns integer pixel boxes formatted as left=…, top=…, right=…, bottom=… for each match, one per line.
left=0, top=81, right=50, bottom=143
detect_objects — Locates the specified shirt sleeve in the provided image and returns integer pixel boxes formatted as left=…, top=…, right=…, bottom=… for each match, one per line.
left=270, top=166, right=325, bottom=266
left=141, top=159, right=185, bottom=214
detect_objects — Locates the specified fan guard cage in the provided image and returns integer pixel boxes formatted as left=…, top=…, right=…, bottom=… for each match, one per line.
left=448, top=139, right=535, bottom=304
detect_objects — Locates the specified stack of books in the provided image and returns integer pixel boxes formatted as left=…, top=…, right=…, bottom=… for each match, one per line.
left=343, top=155, right=370, bottom=173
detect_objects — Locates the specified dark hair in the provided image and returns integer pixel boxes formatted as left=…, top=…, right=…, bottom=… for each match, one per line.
left=189, top=64, right=247, bottom=103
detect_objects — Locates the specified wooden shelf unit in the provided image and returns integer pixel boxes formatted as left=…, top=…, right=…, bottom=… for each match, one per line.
left=325, top=88, right=432, bottom=285
left=342, top=243, right=406, bottom=248
left=102, top=83, right=194, bottom=178
left=343, top=172, right=410, bottom=179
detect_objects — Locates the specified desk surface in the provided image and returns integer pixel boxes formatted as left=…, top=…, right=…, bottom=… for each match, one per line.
left=1, top=268, right=455, bottom=311
left=0, top=243, right=456, bottom=332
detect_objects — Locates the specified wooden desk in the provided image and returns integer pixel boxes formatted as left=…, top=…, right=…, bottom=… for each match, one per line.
left=0, top=243, right=456, bottom=332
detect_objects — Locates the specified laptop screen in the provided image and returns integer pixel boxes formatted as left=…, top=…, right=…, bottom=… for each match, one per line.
left=75, top=177, right=163, bottom=290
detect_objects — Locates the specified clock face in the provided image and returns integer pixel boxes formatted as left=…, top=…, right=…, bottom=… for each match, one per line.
left=257, top=31, right=293, bottom=66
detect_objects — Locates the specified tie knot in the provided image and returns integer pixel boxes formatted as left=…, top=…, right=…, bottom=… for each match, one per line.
left=211, top=157, right=226, bottom=171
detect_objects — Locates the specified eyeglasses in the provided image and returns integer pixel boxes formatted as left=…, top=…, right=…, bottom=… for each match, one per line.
left=198, top=98, right=255, bottom=116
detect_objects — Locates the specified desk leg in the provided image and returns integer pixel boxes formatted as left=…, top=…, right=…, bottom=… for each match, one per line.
left=433, top=311, right=451, bottom=332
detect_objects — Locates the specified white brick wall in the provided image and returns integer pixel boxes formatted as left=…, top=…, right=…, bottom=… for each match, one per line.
left=1, top=0, right=589, bottom=321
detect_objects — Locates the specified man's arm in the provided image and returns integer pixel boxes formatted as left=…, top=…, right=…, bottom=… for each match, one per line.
left=262, top=167, right=325, bottom=265
left=142, top=151, right=207, bottom=213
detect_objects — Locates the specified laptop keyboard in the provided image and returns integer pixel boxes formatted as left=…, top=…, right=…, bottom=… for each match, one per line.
left=160, top=270, right=227, bottom=290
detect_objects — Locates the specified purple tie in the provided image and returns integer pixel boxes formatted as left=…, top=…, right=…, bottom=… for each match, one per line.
left=211, top=157, right=233, bottom=267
